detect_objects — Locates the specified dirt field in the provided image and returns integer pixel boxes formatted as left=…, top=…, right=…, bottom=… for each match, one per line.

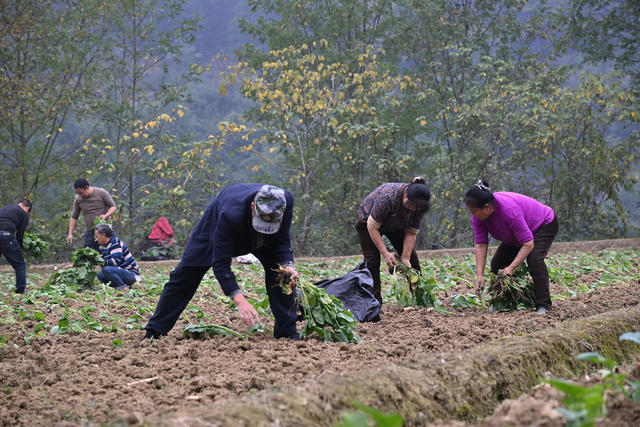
left=0, top=239, right=639, bottom=426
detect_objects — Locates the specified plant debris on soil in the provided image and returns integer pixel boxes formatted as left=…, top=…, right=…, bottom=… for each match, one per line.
left=0, top=239, right=638, bottom=426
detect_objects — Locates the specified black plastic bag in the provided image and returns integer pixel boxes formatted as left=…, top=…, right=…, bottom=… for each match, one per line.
left=313, top=262, right=381, bottom=322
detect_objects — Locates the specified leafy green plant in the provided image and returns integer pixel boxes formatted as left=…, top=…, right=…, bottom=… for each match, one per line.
left=336, top=402, right=404, bottom=427
left=279, top=267, right=361, bottom=344
left=93, top=217, right=110, bottom=228
left=183, top=323, right=248, bottom=341
left=451, top=293, right=483, bottom=309
left=22, top=232, right=50, bottom=259
left=393, top=261, right=446, bottom=313
left=544, top=331, right=640, bottom=426
left=543, top=378, right=605, bottom=427
left=46, top=248, right=104, bottom=289
left=487, top=266, right=535, bottom=311
left=50, top=307, right=84, bottom=334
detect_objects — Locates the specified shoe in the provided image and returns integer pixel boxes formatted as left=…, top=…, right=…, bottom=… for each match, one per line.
left=275, top=333, right=300, bottom=341
left=15, top=288, right=25, bottom=294
left=113, top=285, right=129, bottom=291
left=142, top=329, right=162, bottom=340
left=536, top=307, right=549, bottom=314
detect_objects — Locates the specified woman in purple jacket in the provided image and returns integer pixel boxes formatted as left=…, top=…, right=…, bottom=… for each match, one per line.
left=464, top=180, right=558, bottom=314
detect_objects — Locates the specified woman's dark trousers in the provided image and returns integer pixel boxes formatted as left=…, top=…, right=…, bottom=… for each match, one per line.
left=490, top=217, right=559, bottom=310
left=355, top=221, right=420, bottom=305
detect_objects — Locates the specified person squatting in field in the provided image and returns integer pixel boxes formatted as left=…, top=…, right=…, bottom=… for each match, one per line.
left=464, top=180, right=558, bottom=314
left=0, top=199, right=32, bottom=294
left=95, top=224, right=141, bottom=291
left=355, top=177, right=431, bottom=305
left=67, top=178, right=117, bottom=250
left=143, top=183, right=300, bottom=340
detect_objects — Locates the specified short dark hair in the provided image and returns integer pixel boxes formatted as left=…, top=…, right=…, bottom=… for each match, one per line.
left=95, top=224, right=113, bottom=238
left=73, top=178, right=90, bottom=189
left=18, top=199, right=33, bottom=209
left=464, top=180, right=494, bottom=208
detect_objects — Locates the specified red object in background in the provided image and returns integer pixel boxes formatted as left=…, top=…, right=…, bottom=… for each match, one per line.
left=148, top=216, right=174, bottom=246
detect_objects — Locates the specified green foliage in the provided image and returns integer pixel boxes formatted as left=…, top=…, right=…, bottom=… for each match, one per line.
left=183, top=323, right=248, bottom=341
left=93, top=217, right=110, bottom=228
left=544, top=378, right=605, bottom=427
left=487, top=266, right=535, bottom=312
left=281, top=269, right=361, bottom=344
left=46, top=248, right=104, bottom=289
left=337, top=402, right=404, bottom=427
left=22, top=232, right=50, bottom=259
left=544, top=330, right=640, bottom=425
left=451, top=293, right=483, bottom=310
left=393, top=261, right=445, bottom=312
left=557, top=0, right=640, bottom=96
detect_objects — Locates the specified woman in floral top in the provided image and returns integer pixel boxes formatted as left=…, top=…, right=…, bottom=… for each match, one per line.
left=355, top=177, right=431, bottom=305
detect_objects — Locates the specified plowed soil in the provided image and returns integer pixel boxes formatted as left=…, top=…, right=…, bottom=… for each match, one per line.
left=0, top=239, right=639, bottom=426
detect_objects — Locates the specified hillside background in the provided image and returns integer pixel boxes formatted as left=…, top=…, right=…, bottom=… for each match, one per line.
left=1, top=0, right=638, bottom=260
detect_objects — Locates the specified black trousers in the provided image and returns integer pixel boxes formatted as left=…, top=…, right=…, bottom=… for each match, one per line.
left=145, top=249, right=298, bottom=339
left=83, top=229, right=99, bottom=251
left=490, top=216, right=559, bottom=310
left=0, top=234, right=27, bottom=292
left=355, top=221, right=420, bottom=304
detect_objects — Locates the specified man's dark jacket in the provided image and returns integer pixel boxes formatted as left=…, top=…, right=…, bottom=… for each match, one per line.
left=180, top=183, right=294, bottom=296
left=0, top=204, right=29, bottom=247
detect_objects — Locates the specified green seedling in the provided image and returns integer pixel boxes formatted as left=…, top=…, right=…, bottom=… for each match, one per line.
left=451, top=293, right=482, bottom=309
left=545, top=331, right=640, bottom=426
left=543, top=378, right=605, bottom=427
left=336, top=402, right=404, bottom=427
left=22, top=232, right=50, bottom=259
left=183, top=323, right=248, bottom=341
left=487, top=265, right=535, bottom=312
left=46, top=248, right=104, bottom=289
left=393, top=260, right=446, bottom=313
left=279, top=267, right=361, bottom=344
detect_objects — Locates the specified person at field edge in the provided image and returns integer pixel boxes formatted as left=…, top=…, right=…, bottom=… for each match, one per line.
left=355, top=177, right=431, bottom=305
left=95, top=224, right=141, bottom=291
left=67, top=178, right=117, bottom=250
left=143, top=183, right=300, bottom=340
left=0, top=199, right=33, bottom=294
left=464, top=180, right=558, bottom=314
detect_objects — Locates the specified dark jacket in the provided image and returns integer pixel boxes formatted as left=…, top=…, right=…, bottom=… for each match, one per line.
left=0, top=204, right=30, bottom=247
left=181, top=183, right=294, bottom=296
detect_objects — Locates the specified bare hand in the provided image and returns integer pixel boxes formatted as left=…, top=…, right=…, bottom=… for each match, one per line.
left=474, top=276, right=485, bottom=295
left=383, top=251, right=397, bottom=269
left=284, top=265, right=299, bottom=288
left=502, top=266, right=515, bottom=276
left=67, top=234, right=73, bottom=246
left=237, top=301, right=259, bottom=327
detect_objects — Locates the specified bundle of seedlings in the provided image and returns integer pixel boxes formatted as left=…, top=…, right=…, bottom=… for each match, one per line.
left=394, top=260, right=445, bottom=311
left=93, top=217, right=110, bottom=227
left=487, top=265, right=535, bottom=311
left=22, top=232, right=50, bottom=259
left=183, top=323, right=248, bottom=340
left=46, top=248, right=104, bottom=289
left=277, top=266, right=362, bottom=344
